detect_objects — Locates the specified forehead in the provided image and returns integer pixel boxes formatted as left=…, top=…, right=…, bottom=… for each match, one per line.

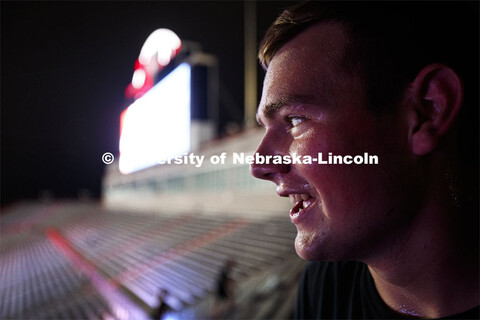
left=259, top=22, right=351, bottom=117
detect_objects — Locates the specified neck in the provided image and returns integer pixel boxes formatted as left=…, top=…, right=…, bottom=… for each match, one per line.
left=366, top=186, right=479, bottom=318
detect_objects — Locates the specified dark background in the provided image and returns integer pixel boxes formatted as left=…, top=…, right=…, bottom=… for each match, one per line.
left=1, top=1, right=298, bottom=207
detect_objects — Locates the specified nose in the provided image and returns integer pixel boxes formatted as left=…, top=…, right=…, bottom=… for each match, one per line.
left=250, top=132, right=290, bottom=181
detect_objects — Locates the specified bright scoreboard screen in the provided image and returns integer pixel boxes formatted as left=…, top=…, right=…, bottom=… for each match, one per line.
left=119, top=63, right=191, bottom=174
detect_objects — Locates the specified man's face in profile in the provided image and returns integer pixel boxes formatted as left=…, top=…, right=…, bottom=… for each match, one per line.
left=252, top=22, right=421, bottom=261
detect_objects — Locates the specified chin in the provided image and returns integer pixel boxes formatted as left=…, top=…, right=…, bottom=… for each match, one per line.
left=294, top=231, right=348, bottom=261
left=295, top=232, right=326, bottom=261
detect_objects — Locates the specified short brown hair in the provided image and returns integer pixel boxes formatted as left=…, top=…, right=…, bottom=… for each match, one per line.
left=259, top=0, right=478, bottom=198
left=259, top=1, right=477, bottom=109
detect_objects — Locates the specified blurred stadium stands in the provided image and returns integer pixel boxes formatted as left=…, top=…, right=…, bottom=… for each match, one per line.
left=1, top=201, right=305, bottom=319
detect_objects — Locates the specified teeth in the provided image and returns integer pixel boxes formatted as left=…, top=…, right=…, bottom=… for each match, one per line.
left=289, top=194, right=311, bottom=203
left=290, top=200, right=303, bottom=215
left=289, top=193, right=313, bottom=213
left=301, top=194, right=311, bottom=201
left=289, top=195, right=296, bottom=205
left=290, top=194, right=300, bottom=204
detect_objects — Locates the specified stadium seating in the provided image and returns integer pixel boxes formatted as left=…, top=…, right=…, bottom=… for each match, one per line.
left=0, top=201, right=305, bottom=319
left=0, top=234, right=111, bottom=319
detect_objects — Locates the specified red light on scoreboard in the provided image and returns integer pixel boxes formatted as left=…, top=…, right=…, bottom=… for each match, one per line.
left=125, top=29, right=182, bottom=100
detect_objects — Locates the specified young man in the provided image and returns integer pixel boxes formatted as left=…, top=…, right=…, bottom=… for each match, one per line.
left=251, top=2, right=478, bottom=319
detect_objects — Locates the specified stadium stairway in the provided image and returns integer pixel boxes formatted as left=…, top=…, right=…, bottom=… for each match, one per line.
left=0, top=201, right=305, bottom=319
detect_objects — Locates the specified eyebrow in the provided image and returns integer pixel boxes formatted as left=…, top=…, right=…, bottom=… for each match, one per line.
left=257, top=94, right=316, bottom=125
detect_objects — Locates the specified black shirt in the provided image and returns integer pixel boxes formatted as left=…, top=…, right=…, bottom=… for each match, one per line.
left=294, top=261, right=479, bottom=319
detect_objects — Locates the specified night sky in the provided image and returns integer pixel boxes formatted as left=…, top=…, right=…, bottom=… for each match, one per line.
left=1, top=1, right=298, bottom=207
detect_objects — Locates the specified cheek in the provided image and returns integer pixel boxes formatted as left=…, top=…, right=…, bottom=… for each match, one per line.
left=289, top=131, right=384, bottom=214
left=289, top=129, right=324, bottom=155
left=290, top=124, right=357, bottom=157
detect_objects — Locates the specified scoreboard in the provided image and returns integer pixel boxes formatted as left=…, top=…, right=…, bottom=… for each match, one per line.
left=118, top=29, right=217, bottom=174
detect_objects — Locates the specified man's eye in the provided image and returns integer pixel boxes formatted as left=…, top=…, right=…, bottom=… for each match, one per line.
left=287, top=116, right=306, bottom=127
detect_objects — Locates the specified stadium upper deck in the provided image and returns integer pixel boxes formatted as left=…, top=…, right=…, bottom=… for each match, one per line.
left=102, top=127, right=290, bottom=217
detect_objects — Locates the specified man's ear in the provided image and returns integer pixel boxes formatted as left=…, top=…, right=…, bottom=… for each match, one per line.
left=408, top=64, right=463, bottom=155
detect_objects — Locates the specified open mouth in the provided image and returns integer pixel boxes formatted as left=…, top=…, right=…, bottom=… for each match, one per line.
left=289, top=194, right=315, bottom=215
